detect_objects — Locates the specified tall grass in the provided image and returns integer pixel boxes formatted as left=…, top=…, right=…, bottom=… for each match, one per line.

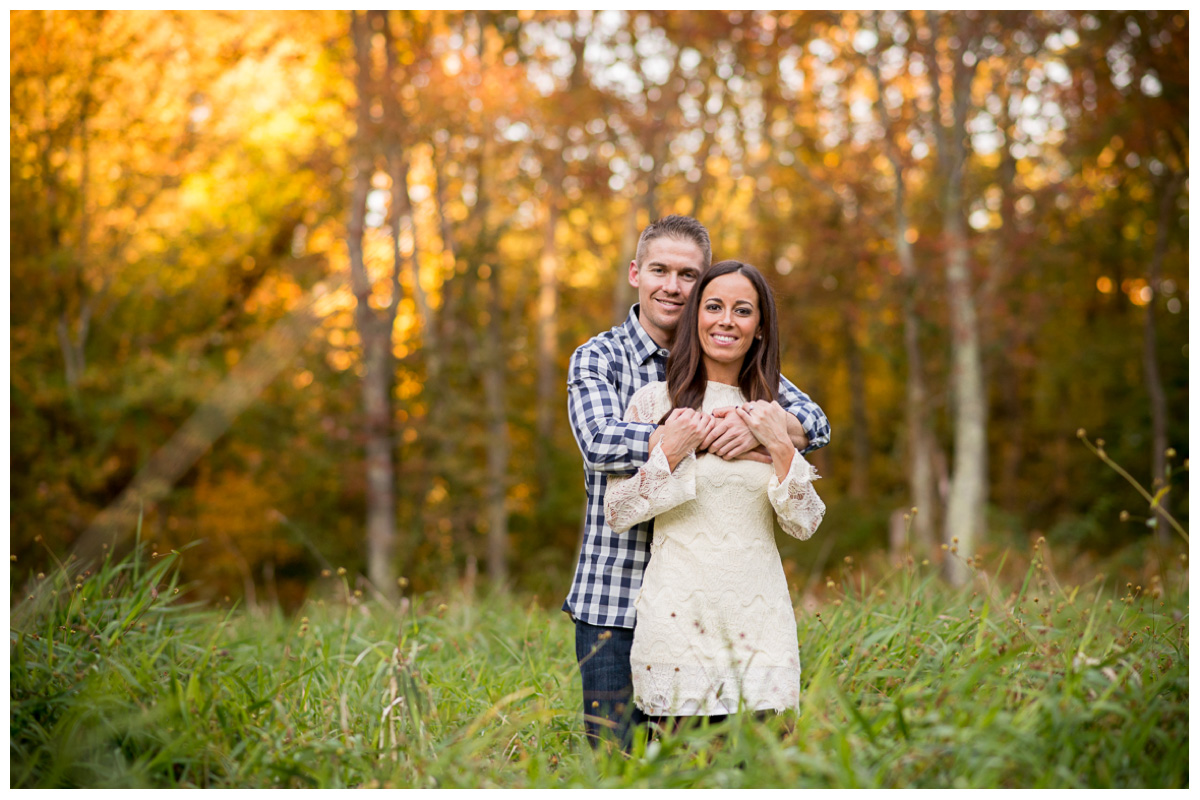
left=10, top=536, right=1188, bottom=788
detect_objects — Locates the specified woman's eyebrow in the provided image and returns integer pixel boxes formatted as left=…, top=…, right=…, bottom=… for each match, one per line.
left=702, top=296, right=757, bottom=308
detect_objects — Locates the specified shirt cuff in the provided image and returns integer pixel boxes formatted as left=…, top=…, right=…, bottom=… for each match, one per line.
left=623, top=421, right=657, bottom=467
left=795, top=417, right=829, bottom=454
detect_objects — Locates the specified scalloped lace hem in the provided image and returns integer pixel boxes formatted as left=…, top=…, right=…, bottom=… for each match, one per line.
left=632, top=664, right=800, bottom=717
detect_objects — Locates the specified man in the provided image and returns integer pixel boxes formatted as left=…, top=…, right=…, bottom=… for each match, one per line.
left=564, top=215, right=830, bottom=749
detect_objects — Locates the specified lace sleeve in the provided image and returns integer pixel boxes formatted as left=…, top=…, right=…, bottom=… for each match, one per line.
left=603, top=384, right=697, bottom=533
left=767, top=452, right=825, bottom=540
left=604, top=444, right=697, bottom=533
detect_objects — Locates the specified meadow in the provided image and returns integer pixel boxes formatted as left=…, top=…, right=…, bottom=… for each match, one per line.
left=9, top=535, right=1188, bottom=789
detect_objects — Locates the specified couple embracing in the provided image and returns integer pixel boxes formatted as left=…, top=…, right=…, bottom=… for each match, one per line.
left=564, top=215, right=830, bottom=748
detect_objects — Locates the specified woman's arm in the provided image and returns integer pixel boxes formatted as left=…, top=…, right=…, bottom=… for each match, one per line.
left=604, top=442, right=698, bottom=533
left=603, top=387, right=714, bottom=533
left=767, top=453, right=826, bottom=541
left=734, top=399, right=825, bottom=538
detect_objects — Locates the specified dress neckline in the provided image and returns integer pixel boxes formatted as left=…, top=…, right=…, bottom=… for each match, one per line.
left=704, top=381, right=745, bottom=401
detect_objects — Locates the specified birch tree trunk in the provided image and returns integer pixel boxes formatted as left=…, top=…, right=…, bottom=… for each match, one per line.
left=930, top=12, right=986, bottom=586
left=942, top=178, right=987, bottom=586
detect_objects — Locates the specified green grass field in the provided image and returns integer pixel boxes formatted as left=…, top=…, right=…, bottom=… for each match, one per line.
left=9, top=539, right=1188, bottom=788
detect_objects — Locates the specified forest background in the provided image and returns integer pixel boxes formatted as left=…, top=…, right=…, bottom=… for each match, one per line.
left=9, top=10, right=1189, bottom=610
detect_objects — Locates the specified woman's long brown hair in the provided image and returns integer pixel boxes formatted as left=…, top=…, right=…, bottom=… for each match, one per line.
left=662, top=260, right=781, bottom=421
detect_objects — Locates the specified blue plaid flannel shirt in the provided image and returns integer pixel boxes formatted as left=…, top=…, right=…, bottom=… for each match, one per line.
left=564, top=304, right=831, bottom=629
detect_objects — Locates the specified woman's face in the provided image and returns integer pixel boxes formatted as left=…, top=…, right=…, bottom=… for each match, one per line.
left=697, top=271, right=761, bottom=378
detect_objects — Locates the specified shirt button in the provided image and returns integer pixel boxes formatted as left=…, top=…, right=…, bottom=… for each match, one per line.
left=658, top=349, right=668, bottom=357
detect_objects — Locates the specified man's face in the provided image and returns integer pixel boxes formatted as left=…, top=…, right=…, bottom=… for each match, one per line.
left=629, top=236, right=705, bottom=348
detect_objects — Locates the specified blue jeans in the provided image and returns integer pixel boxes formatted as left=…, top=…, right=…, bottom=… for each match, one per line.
left=574, top=618, right=648, bottom=750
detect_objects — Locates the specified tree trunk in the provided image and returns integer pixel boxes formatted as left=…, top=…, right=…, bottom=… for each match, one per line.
left=536, top=181, right=560, bottom=455
left=533, top=22, right=585, bottom=481
left=477, top=245, right=511, bottom=587
left=990, top=114, right=1023, bottom=515
left=56, top=307, right=90, bottom=390
left=59, top=93, right=95, bottom=390
left=688, top=76, right=719, bottom=221
left=395, top=160, right=434, bottom=344
left=866, top=27, right=937, bottom=552
left=472, top=126, right=510, bottom=584
left=942, top=198, right=987, bottom=586
left=931, top=12, right=986, bottom=586
left=382, top=12, right=441, bottom=571
left=901, top=287, right=938, bottom=552
left=349, top=10, right=398, bottom=595
left=423, top=140, right=480, bottom=569
left=1144, top=169, right=1183, bottom=542
left=997, top=360, right=1023, bottom=513
left=429, top=149, right=460, bottom=470
left=613, top=201, right=639, bottom=325
left=844, top=312, right=870, bottom=499
left=482, top=277, right=510, bottom=585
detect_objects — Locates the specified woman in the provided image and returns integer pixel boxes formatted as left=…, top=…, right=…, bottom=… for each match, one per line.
left=604, top=259, right=825, bottom=719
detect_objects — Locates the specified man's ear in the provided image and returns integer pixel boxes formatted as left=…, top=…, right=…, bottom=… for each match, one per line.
left=628, top=260, right=640, bottom=288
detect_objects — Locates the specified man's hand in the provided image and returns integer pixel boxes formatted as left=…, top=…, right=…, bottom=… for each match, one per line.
left=705, top=403, right=810, bottom=461
left=701, top=406, right=762, bottom=460
left=732, top=445, right=773, bottom=464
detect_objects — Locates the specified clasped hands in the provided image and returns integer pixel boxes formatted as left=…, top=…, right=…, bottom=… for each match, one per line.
left=653, top=401, right=791, bottom=472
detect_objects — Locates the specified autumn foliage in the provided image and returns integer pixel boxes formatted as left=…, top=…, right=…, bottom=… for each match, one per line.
left=9, top=11, right=1188, bottom=606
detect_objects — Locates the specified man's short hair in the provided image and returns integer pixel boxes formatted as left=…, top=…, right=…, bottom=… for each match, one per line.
left=634, top=215, right=712, bottom=269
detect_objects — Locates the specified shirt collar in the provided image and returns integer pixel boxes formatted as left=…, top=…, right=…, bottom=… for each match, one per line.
left=624, top=303, right=670, bottom=365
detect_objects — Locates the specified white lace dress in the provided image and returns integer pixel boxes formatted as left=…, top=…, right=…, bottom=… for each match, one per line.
left=604, top=381, right=825, bottom=717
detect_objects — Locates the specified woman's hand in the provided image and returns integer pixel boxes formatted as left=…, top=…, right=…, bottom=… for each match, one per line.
left=734, top=400, right=789, bottom=448
left=735, top=400, right=795, bottom=480
left=651, top=407, right=716, bottom=472
left=702, top=406, right=762, bottom=460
